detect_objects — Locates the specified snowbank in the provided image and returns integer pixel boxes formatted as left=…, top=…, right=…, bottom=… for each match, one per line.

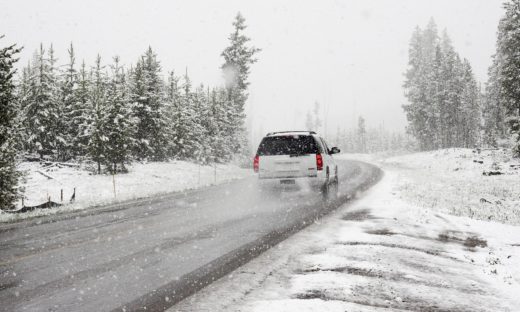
left=0, top=160, right=251, bottom=223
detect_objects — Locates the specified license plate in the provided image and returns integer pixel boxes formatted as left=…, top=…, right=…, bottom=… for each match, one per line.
left=275, top=161, right=299, bottom=172
left=280, top=179, right=296, bottom=185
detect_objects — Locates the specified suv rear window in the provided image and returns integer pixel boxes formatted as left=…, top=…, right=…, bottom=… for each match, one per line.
left=257, top=135, right=319, bottom=156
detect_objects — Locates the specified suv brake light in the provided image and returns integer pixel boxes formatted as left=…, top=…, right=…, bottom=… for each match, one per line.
left=316, top=154, right=323, bottom=171
left=253, top=155, right=259, bottom=173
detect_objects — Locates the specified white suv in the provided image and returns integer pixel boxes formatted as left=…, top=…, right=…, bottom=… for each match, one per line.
left=253, top=131, right=340, bottom=198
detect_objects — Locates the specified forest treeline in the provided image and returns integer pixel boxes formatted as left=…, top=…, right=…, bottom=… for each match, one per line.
left=0, top=13, right=259, bottom=209
left=403, top=19, right=481, bottom=151
left=18, top=13, right=258, bottom=172
left=404, top=1, right=520, bottom=156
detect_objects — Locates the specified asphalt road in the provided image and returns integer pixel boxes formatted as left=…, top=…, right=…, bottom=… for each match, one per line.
left=0, top=160, right=381, bottom=312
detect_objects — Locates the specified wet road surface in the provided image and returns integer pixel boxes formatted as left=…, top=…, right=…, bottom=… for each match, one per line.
left=0, top=160, right=381, bottom=312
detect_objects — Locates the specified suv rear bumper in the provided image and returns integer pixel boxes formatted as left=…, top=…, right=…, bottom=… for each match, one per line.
left=257, top=175, right=327, bottom=189
left=258, top=168, right=325, bottom=180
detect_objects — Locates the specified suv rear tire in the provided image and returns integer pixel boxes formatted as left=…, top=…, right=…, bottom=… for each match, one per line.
left=322, top=169, right=339, bottom=203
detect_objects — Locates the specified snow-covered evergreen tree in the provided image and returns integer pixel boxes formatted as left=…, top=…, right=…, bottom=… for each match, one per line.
left=194, top=84, right=213, bottom=164
left=48, top=45, right=68, bottom=160
left=24, top=44, right=60, bottom=158
left=175, top=71, right=203, bottom=160
left=73, top=60, right=93, bottom=157
left=0, top=36, right=21, bottom=210
left=208, top=87, right=230, bottom=162
left=403, top=26, right=431, bottom=150
left=459, top=59, right=480, bottom=147
left=221, top=12, right=260, bottom=158
left=493, top=0, right=520, bottom=156
left=104, top=56, right=136, bottom=172
left=86, top=55, right=107, bottom=174
left=164, top=71, right=182, bottom=158
left=483, top=56, right=508, bottom=147
left=16, top=62, right=31, bottom=152
left=130, top=47, right=168, bottom=160
left=58, top=43, right=79, bottom=160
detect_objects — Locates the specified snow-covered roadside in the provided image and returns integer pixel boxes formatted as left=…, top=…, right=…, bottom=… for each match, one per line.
left=0, top=161, right=251, bottom=223
left=172, top=152, right=520, bottom=311
left=382, top=148, right=520, bottom=225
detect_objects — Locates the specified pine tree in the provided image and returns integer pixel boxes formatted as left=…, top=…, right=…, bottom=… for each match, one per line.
left=175, top=71, right=203, bottom=160
left=129, top=59, right=146, bottom=158
left=208, top=87, right=228, bottom=162
left=441, top=33, right=464, bottom=147
left=130, top=47, right=168, bottom=160
left=0, top=36, right=22, bottom=210
left=24, top=44, right=60, bottom=158
left=59, top=43, right=79, bottom=160
left=431, top=43, right=444, bottom=148
left=495, top=0, right=520, bottom=156
left=403, top=26, right=430, bottom=150
left=483, top=56, right=508, bottom=146
left=16, top=62, right=31, bottom=152
left=221, top=12, right=260, bottom=158
left=164, top=71, right=181, bottom=158
left=211, top=87, right=234, bottom=162
left=104, top=56, right=135, bottom=173
left=459, top=59, right=480, bottom=147
left=73, top=60, right=93, bottom=157
left=48, top=45, right=67, bottom=160
left=87, top=55, right=107, bottom=174
left=194, top=84, right=213, bottom=164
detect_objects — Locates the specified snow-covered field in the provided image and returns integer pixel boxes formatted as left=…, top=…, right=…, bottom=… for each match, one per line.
left=383, top=148, right=520, bottom=225
left=0, top=161, right=251, bottom=223
left=173, top=149, right=520, bottom=311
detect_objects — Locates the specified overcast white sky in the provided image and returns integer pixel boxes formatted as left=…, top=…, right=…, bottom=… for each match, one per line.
left=0, top=0, right=504, bottom=143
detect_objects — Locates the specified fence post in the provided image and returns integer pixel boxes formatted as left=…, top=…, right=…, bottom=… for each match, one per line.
left=70, top=187, right=76, bottom=203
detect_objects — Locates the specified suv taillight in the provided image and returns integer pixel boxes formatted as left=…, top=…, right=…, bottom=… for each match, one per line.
left=316, top=153, right=323, bottom=171
left=253, top=155, right=259, bottom=173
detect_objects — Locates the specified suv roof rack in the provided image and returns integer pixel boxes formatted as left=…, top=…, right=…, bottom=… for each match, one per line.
left=266, top=131, right=316, bottom=136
